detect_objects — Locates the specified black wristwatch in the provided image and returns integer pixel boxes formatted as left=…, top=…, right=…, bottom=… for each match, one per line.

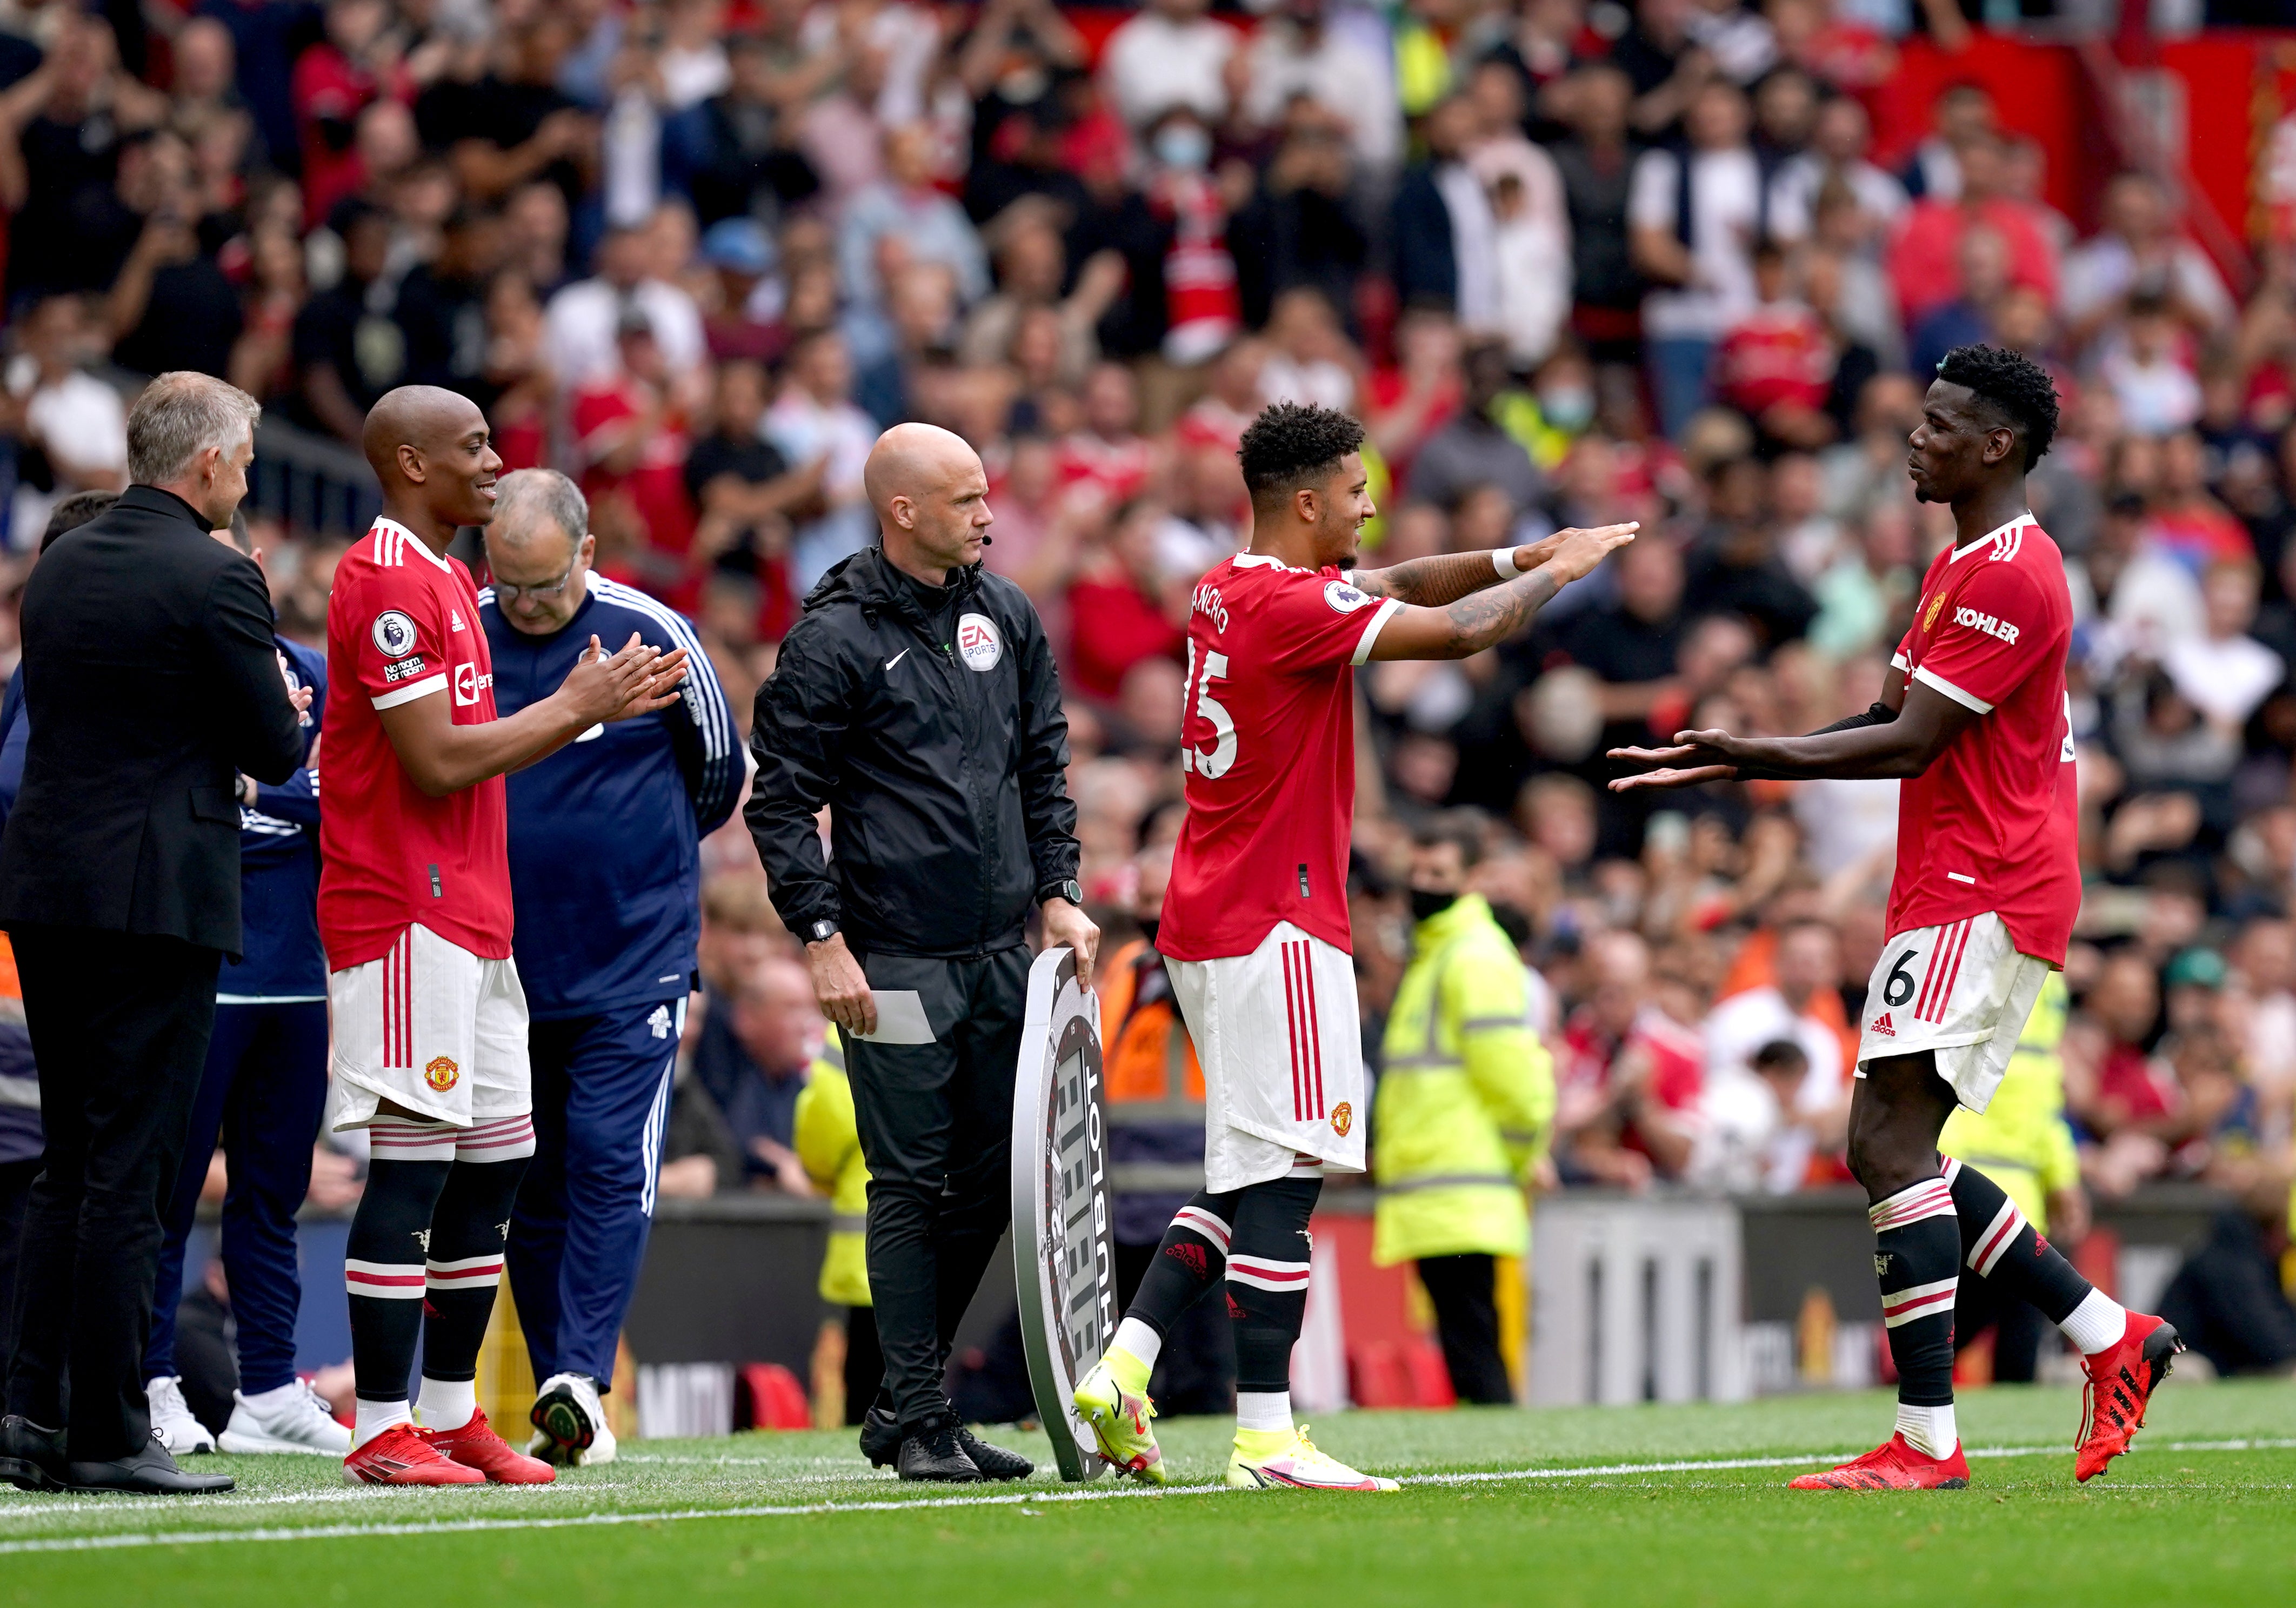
left=1042, top=879, right=1083, bottom=907
left=807, top=919, right=840, bottom=944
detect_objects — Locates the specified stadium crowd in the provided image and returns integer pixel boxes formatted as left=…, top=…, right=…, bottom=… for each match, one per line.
left=0, top=0, right=2291, bottom=1379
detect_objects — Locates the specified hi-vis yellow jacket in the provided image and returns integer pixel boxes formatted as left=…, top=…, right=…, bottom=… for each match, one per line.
left=1940, top=971, right=2078, bottom=1234
left=793, top=1028, right=872, bottom=1308
left=1373, top=894, right=1556, bottom=1266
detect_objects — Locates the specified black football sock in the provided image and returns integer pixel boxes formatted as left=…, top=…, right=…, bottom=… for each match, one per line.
left=1868, top=1175, right=1962, bottom=1458
left=416, top=1144, right=532, bottom=1426
left=1224, top=1176, right=1321, bottom=1435
left=345, top=1151, right=453, bottom=1428
left=1942, top=1156, right=2127, bottom=1352
left=1122, top=1190, right=1239, bottom=1343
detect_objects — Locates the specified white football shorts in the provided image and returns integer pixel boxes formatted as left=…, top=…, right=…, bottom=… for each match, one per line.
left=1856, top=911, right=2052, bottom=1115
left=328, top=922, right=531, bottom=1131
left=1167, top=920, right=1365, bottom=1192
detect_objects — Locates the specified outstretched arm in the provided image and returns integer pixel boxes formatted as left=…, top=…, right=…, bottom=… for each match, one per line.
left=1608, top=667, right=1981, bottom=791
left=1365, top=524, right=1637, bottom=661
left=1350, top=529, right=1579, bottom=608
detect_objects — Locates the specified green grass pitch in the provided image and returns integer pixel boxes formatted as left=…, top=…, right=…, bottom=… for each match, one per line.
left=4, top=1381, right=2292, bottom=1607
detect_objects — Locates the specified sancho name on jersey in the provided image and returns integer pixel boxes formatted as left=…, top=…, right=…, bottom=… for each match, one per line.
left=1157, top=554, right=1400, bottom=964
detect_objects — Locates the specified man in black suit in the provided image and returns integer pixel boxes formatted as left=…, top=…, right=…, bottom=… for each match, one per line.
left=0, top=371, right=309, bottom=1496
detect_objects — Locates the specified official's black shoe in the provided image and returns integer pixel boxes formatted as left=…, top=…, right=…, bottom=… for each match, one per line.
left=0, top=1415, right=68, bottom=1492
left=859, top=1405, right=902, bottom=1469
left=68, top=1432, right=235, bottom=1495
left=896, top=1416, right=985, bottom=1483
left=956, top=1427, right=1033, bottom=1481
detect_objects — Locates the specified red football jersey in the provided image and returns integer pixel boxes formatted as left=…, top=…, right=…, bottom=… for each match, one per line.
left=1887, top=514, right=2080, bottom=964
left=319, top=519, right=514, bottom=970
left=1158, top=554, right=1401, bottom=962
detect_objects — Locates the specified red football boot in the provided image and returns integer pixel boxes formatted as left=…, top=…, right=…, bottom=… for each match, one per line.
left=421, top=1406, right=557, bottom=1484
left=342, top=1422, right=486, bottom=1486
left=1789, top=1433, right=1971, bottom=1491
left=2075, top=1314, right=2183, bottom=1483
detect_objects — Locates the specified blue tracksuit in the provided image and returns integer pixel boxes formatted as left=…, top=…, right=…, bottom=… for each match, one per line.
left=143, top=636, right=330, bottom=1394
left=481, top=576, right=738, bottom=1385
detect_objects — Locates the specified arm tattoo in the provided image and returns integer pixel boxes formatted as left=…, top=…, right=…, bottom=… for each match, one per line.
left=1353, top=550, right=1511, bottom=608
left=1439, top=569, right=1560, bottom=655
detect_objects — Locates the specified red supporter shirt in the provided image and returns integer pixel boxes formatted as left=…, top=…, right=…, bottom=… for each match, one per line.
left=1712, top=301, right=1834, bottom=417
left=1159, top=555, right=1401, bottom=961
left=319, top=519, right=514, bottom=969
left=1888, top=514, right=2080, bottom=964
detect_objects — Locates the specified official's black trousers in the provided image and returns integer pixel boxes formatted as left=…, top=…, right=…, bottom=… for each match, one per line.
left=1416, top=1252, right=1516, bottom=1406
left=845, top=945, right=1028, bottom=1430
left=5, top=926, right=221, bottom=1460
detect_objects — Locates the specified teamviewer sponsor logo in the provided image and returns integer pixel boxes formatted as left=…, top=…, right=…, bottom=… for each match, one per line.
left=1953, top=605, right=2019, bottom=645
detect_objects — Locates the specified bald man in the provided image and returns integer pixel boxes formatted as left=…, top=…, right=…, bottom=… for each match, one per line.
left=747, top=423, right=1092, bottom=1482
left=321, top=386, right=687, bottom=1488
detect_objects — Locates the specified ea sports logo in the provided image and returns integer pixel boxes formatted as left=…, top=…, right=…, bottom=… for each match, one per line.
left=957, top=612, right=1002, bottom=672
left=372, top=609, right=418, bottom=658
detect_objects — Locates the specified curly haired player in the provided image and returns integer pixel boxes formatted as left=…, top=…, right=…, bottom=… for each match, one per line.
left=1611, top=346, right=2181, bottom=1490
left=1071, top=402, right=1634, bottom=1491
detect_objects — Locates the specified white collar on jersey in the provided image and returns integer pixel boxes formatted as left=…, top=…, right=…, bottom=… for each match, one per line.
left=1949, top=511, right=2034, bottom=564
left=372, top=517, right=453, bottom=571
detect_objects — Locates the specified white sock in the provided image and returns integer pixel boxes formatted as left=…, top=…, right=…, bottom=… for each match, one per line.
left=238, top=1381, right=304, bottom=1415
left=1236, top=1390, right=1293, bottom=1436
left=416, top=1377, right=477, bottom=1432
left=353, top=1398, right=413, bottom=1449
left=2060, top=1289, right=2128, bottom=1355
left=1895, top=1402, right=1958, bottom=1460
left=1113, top=1317, right=1163, bottom=1370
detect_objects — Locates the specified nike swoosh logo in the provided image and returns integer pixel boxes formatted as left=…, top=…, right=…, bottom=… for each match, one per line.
left=886, top=649, right=909, bottom=670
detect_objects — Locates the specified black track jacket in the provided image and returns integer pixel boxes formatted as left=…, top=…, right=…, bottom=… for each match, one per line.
left=746, top=545, right=1080, bottom=959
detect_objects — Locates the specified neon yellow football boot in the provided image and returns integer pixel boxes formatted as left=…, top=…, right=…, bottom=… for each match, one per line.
left=1072, top=1354, right=1166, bottom=1484
left=1226, top=1426, right=1399, bottom=1491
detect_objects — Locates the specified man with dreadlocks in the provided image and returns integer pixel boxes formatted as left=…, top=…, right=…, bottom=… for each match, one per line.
left=1612, top=345, right=2181, bottom=1491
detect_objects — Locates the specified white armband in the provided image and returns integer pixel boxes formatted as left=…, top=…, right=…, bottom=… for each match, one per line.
left=1494, top=547, right=1522, bottom=578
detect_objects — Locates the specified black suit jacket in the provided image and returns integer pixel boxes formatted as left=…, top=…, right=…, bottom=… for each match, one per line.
left=0, top=485, right=304, bottom=956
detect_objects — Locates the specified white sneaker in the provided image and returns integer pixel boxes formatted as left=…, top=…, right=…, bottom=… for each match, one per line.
left=145, top=1375, right=216, bottom=1455
left=1226, top=1426, right=1399, bottom=1492
left=527, top=1372, right=617, bottom=1466
left=218, top=1380, right=352, bottom=1455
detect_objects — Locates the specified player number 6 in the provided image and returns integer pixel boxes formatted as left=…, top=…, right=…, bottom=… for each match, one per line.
left=1883, top=950, right=1920, bottom=1008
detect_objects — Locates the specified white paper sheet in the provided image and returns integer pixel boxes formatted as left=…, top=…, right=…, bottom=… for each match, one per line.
left=855, top=989, right=936, bottom=1044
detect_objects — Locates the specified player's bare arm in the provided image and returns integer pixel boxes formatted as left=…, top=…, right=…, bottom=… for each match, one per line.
left=1347, top=529, right=1577, bottom=607
left=378, top=631, right=688, bottom=796
left=1607, top=666, right=1981, bottom=792
left=1367, top=523, right=1638, bottom=661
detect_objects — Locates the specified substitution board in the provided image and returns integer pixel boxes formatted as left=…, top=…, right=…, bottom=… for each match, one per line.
left=1009, top=944, right=1115, bottom=1482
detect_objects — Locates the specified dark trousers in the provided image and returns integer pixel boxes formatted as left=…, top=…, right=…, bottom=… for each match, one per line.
left=1417, top=1252, right=1515, bottom=1406
left=0, top=1155, right=36, bottom=1378
left=846, top=945, right=1027, bottom=1429
left=509, top=1001, right=683, bottom=1388
left=842, top=1305, right=882, bottom=1426
left=5, top=926, right=220, bottom=1459
left=145, top=1000, right=329, bottom=1395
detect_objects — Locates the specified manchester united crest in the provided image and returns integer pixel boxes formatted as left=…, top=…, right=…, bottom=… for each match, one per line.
left=1331, top=1101, right=1353, bottom=1137
left=424, top=1055, right=460, bottom=1093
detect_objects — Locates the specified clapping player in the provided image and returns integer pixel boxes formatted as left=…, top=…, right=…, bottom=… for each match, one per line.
left=1073, top=402, right=1633, bottom=1491
left=321, top=387, right=686, bottom=1488
left=1610, top=346, right=2180, bottom=1489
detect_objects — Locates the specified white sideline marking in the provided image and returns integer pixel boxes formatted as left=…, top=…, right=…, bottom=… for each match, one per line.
left=0, top=1438, right=2288, bottom=1556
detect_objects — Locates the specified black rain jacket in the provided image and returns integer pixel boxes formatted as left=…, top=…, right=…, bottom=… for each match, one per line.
left=745, top=545, right=1080, bottom=958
